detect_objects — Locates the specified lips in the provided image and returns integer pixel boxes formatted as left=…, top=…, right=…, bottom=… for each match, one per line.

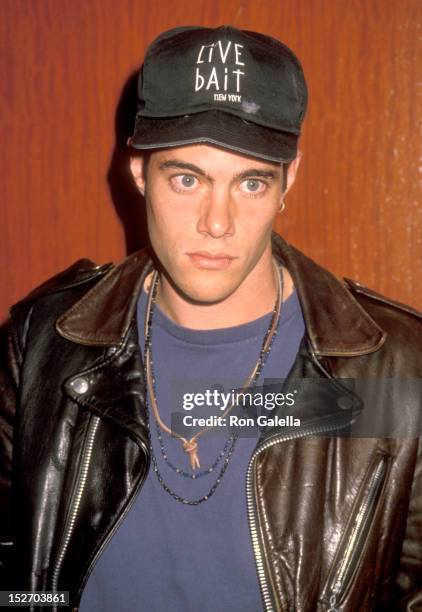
left=189, top=251, right=234, bottom=259
left=186, top=251, right=236, bottom=270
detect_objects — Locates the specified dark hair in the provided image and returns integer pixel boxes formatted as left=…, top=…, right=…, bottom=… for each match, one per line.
left=282, top=162, right=290, bottom=192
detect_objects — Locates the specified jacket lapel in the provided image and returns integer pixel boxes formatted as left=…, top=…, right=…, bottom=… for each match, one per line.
left=56, top=250, right=153, bottom=347
left=271, top=234, right=386, bottom=356
left=61, top=325, right=149, bottom=449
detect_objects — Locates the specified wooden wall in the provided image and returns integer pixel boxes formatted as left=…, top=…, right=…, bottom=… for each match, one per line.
left=1, top=0, right=421, bottom=321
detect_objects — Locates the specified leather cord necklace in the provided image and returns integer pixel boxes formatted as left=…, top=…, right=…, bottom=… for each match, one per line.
left=154, top=419, right=237, bottom=479
left=143, top=259, right=284, bottom=487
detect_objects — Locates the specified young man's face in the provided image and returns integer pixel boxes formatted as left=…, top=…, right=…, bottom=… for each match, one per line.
left=131, top=143, right=298, bottom=305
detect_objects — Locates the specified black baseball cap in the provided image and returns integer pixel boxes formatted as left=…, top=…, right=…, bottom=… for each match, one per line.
left=131, top=25, right=308, bottom=163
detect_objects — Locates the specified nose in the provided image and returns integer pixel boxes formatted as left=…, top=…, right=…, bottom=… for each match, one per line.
left=196, top=187, right=235, bottom=238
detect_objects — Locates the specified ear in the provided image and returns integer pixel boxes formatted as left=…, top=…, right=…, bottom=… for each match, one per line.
left=283, top=151, right=302, bottom=197
left=129, top=155, right=146, bottom=195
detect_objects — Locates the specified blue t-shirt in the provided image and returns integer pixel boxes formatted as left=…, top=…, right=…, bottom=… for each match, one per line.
left=79, top=286, right=305, bottom=612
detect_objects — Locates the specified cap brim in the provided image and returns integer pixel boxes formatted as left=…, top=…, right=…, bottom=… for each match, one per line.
left=131, top=110, right=298, bottom=163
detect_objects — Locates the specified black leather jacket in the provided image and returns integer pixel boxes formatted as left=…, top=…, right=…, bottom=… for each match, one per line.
left=1, top=234, right=421, bottom=611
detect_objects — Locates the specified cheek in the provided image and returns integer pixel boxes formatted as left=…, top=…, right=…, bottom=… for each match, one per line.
left=242, top=206, right=278, bottom=242
left=145, top=196, right=193, bottom=257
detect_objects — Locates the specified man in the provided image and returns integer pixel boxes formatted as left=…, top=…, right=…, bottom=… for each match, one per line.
left=1, top=25, right=421, bottom=612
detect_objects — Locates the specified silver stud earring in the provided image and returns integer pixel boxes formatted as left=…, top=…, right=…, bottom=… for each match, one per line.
left=279, top=200, right=286, bottom=213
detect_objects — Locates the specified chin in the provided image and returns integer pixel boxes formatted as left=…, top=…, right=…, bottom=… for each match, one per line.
left=173, top=272, right=240, bottom=305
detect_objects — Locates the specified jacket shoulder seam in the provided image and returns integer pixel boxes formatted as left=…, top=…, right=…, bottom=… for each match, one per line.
left=10, top=260, right=114, bottom=313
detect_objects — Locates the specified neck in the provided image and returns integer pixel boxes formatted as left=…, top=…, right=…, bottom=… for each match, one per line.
left=148, top=250, right=293, bottom=330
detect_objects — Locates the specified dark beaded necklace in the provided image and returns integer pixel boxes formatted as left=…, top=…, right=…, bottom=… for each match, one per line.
left=143, top=259, right=284, bottom=505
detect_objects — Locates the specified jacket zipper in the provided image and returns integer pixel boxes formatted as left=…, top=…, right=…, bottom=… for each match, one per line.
left=50, top=412, right=150, bottom=611
left=246, top=413, right=354, bottom=612
left=324, top=455, right=389, bottom=612
left=73, top=438, right=150, bottom=608
left=51, top=415, right=100, bottom=612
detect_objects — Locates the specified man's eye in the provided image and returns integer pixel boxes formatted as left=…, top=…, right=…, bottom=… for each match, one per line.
left=240, top=179, right=266, bottom=194
left=171, top=174, right=198, bottom=189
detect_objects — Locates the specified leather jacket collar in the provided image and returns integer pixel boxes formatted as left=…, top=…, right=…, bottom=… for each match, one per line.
left=55, top=233, right=386, bottom=357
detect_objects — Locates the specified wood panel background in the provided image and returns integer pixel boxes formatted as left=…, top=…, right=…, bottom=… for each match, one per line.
left=1, top=0, right=421, bottom=322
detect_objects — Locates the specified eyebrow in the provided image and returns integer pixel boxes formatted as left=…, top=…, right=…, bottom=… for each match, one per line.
left=233, top=169, right=280, bottom=181
left=159, top=160, right=280, bottom=182
left=159, top=160, right=210, bottom=178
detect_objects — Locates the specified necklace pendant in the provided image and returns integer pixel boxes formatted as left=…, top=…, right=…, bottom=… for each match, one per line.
left=189, top=449, right=201, bottom=470
left=183, top=439, right=201, bottom=470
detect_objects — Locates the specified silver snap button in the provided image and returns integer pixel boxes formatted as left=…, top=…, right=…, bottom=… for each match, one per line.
left=337, top=395, right=353, bottom=410
left=71, top=377, right=89, bottom=394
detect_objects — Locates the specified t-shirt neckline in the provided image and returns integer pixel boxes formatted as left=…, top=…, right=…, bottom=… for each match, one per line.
left=139, top=288, right=300, bottom=346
